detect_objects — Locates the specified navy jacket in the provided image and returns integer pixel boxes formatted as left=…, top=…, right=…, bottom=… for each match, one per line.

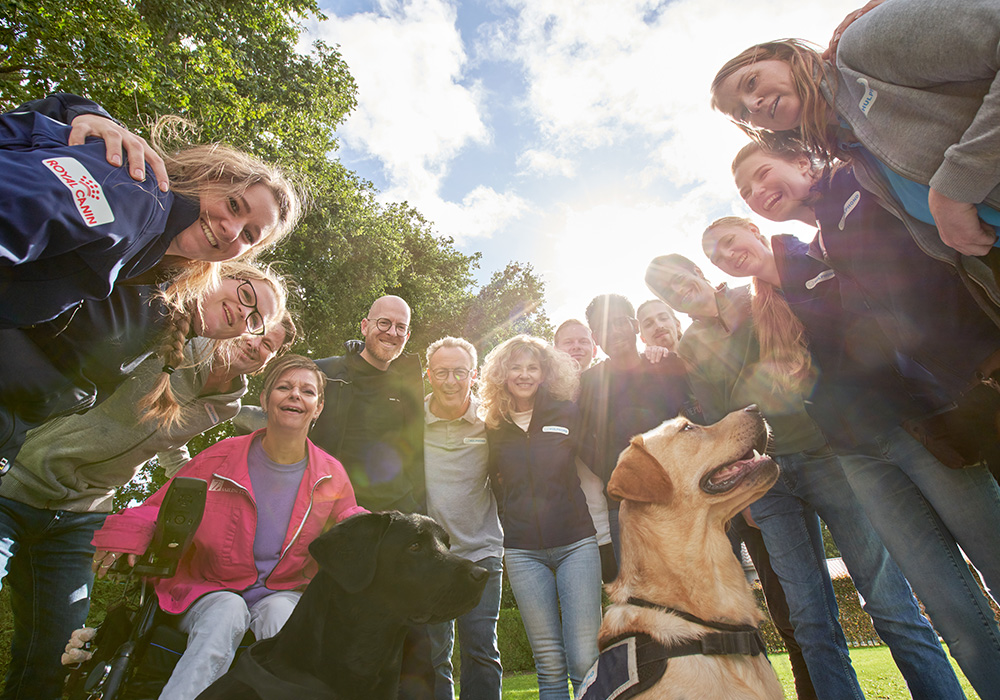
left=773, top=234, right=934, bottom=448
left=812, top=166, right=1000, bottom=399
left=0, top=94, right=198, bottom=327
left=487, top=388, right=595, bottom=550
left=0, top=286, right=170, bottom=465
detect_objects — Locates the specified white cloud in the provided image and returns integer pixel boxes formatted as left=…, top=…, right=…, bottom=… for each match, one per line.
left=308, top=0, right=528, bottom=241
left=517, top=149, right=576, bottom=178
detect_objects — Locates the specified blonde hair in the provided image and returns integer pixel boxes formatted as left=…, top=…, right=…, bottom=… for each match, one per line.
left=710, top=39, right=837, bottom=163
left=702, top=217, right=812, bottom=393
left=150, top=116, right=305, bottom=260
left=478, top=335, right=579, bottom=430
left=139, top=261, right=289, bottom=428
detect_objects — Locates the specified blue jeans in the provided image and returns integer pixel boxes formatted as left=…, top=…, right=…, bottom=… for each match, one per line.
left=839, top=426, right=1000, bottom=700
left=504, top=537, right=601, bottom=700
left=0, top=496, right=107, bottom=700
left=750, top=447, right=963, bottom=700
left=427, top=556, right=503, bottom=700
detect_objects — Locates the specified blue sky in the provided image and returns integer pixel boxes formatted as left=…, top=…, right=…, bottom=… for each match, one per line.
left=307, top=0, right=863, bottom=329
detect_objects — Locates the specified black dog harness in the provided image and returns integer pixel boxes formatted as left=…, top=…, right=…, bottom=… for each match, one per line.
left=576, top=597, right=768, bottom=700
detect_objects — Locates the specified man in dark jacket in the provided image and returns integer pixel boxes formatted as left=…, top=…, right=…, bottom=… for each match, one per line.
left=312, top=294, right=425, bottom=514
left=576, top=294, right=694, bottom=563
left=312, top=294, right=431, bottom=699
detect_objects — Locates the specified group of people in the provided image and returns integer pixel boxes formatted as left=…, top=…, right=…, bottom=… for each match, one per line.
left=3, top=0, right=1000, bottom=699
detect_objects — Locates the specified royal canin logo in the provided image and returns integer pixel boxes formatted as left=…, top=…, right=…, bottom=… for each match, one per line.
left=42, top=157, right=115, bottom=226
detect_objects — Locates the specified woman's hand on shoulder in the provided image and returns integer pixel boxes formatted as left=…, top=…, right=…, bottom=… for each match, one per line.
left=928, top=188, right=997, bottom=256
left=68, top=114, right=169, bottom=192
left=91, top=548, right=138, bottom=580
left=823, top=0, right=887, bottom=61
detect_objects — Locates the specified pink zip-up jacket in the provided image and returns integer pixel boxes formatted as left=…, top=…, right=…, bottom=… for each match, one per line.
left=92, top=430, right=366, bottom=614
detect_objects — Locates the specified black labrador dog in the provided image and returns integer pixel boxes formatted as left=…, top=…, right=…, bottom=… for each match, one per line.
left=196, top=511, right=488, bottom=700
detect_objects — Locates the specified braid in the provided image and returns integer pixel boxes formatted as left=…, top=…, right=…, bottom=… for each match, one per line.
left=138, top=311, right=194, bottom=428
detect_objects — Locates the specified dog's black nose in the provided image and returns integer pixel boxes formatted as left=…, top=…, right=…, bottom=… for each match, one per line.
left=743, top=404, right=760, bottom=414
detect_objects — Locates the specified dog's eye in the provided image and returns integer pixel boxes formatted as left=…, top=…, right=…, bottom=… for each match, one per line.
left=408, top=542, right=422, bottom=552
left=680, top=423, right=698, bottom=432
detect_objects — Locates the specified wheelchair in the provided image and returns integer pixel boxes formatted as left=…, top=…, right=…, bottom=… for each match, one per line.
left=65, top=476, right=219, bottom=700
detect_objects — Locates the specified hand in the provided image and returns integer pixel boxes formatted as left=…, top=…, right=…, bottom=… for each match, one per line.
left=92, top=549, right=137, bottom=579
left=61, top=627, right=97, bottom=666
left=741, top=506, right=759, bottom=529
left=68, top=114, right=169, bottom=191
left=823, top=0, right=886, bottom=61
left=643, top=345, right=669, bottom=364
left=928, top=188, right=997, bottom=256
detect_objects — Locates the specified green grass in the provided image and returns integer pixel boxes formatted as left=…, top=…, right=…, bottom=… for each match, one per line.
left=492, top=646, right=981, bottom=700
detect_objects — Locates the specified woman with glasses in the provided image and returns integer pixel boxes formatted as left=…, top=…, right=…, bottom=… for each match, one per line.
left=478, top=334, right=601, bottom=700
left=0, top=261, right=287, bottom=470
left=91, top=354, right=365, bottom=700
left=0, top=93, right=303, bottom=329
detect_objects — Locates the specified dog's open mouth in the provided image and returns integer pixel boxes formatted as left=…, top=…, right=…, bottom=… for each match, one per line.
left=700, top=447, right=774, bottom=494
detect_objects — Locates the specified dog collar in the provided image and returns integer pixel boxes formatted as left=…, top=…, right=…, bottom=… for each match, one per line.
left=626, top=596, right=762, bottom=634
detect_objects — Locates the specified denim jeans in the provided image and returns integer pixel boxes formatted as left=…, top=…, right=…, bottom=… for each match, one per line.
left=504, top=537, right=601, bottom=700
left=0, top=496, right=107, bottom=700
left=750, top=447, right=963, bottom=700
left=427, top=556, right=503, bottom=700
left=838, top=426, right=1000, bottom=700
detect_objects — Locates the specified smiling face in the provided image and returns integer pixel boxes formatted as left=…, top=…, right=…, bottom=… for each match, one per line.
left=192, top=277, right=279, bottom=339
left=553, top=322, right=596, bottom=373
left=637, top=301, right=681, bottom=351
left=166, top=183, right=281, bottom=262
left=656, top=268, right=716, bottom=318
left=733, top=149, right=817, bottom=224
left=225, top=321, right=287, bottom=377
left=360, top=296, right=411, bottom=370
left=702, top=222, right=774, bottom=280
left=427, top=345, right=476, bottom=419
left=590, top=303, right=639, bottom=361
left=261, top=367, right=324, bottom=433
left=505, top=348, right=544, bottom=412
left=714, top=59, right=802, bottom=132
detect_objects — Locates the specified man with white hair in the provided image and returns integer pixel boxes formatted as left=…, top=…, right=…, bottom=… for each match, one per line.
left=423, top=336, right=503, bottom=700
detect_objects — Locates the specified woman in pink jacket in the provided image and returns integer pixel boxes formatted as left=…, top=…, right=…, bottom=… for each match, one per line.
left=91, top=354, right=365, bottom=700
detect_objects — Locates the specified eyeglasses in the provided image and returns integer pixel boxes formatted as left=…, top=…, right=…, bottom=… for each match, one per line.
left=430, top=368, right=471, bottom=381
left=367, top=317, right=410, bottom=335
left=237, top=280, right=265, bottom=336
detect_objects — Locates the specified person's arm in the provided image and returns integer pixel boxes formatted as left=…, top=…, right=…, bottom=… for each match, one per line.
left=14, top=93, right=168, bottom=189
left=822, top=0, right=886, bottom=60
left=837, top=0, right=1000, bottom=255
left=157, top=445, right=191, bottom=479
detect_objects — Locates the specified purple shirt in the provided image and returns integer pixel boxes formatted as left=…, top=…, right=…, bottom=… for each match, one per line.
left=242, top=436, right=307, bottom=607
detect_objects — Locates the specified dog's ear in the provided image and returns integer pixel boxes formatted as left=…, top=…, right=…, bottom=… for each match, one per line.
left=608, top=437, right=673, bottom=504
left=309, top=511, right=393, bottom=593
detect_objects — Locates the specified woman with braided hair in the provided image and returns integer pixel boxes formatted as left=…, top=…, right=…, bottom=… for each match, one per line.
left=0, top=261, right=288, bottom=468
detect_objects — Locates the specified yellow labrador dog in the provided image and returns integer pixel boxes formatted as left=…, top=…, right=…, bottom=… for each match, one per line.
left=579, top=406, right=782, bottom=700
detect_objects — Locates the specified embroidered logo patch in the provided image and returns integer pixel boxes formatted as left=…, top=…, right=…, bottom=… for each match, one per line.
left=857, top=78, right=878, bottom=116
left=42, top=157, right=115, bottom=227
left=805, top=269, right=837, bottom=290
left=542, top=425, right=569, bottom=435
left=463, top=437, right=487, bottom=445
left=204, top=403, right=219, bottom=424
left=839, top=191, right=861, bottom=230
